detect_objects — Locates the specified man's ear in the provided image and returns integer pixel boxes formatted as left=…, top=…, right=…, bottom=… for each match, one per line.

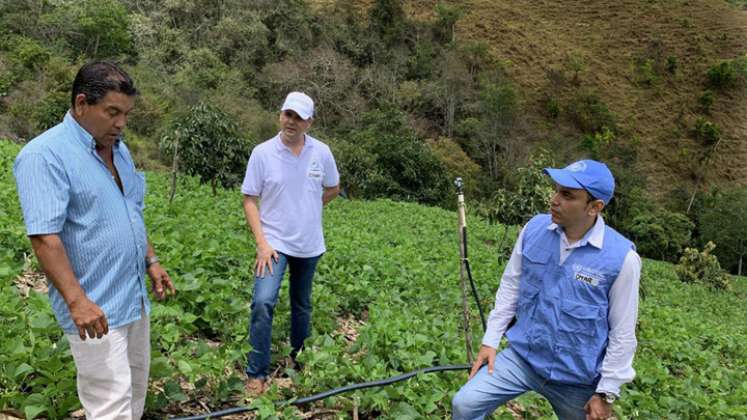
left=588, top=200, right=605, bottom=216
left=72, top=94, right=87, bottom=117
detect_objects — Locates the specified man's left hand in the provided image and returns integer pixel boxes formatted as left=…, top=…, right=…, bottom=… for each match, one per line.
left=584, top=394, right=612, bottom=420
left=147, top=263, right=176, bottom=300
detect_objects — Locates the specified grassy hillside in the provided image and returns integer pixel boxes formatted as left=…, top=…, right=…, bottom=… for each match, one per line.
left=392, top=0, right=747, bottom=198
left=0, top=139, right=746, bottom=419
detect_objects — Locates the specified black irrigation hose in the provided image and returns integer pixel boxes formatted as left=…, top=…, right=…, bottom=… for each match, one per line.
left=464, top=258, right=486, bottom=332
left=461, top=227, right=487, bottom=331
left=170, top=364, right=471, bottom=420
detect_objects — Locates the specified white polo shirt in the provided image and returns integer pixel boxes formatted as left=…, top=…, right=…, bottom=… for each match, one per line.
left=241, top=133, right=339, bottom=258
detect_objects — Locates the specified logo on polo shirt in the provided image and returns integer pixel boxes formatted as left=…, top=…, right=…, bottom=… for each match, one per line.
left=308, top=160, right=323, bottom=179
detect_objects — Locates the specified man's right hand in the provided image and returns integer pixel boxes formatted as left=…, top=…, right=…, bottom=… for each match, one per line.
left=69, top=295, right=108, bottom=340
left=255, top=243, right=279, bottom=278
left=469, top=345, right=497, bottom=379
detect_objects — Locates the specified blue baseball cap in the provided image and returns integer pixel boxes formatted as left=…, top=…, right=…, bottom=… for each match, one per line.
left=544, top=160, right=615, bottom=204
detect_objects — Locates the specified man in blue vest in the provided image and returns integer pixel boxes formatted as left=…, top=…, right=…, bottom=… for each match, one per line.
left=452, top=160, right=641, bottom=420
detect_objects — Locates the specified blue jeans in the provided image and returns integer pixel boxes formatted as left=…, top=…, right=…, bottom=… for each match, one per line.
left=452, top=347, right=596, bottom=420
left=245, top=252, right=321, bottom=379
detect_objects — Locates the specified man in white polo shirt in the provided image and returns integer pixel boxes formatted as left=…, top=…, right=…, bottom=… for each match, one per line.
left=241, top=92, right=340, bottom=395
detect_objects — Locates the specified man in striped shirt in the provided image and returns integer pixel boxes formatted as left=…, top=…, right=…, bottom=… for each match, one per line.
left=13, top=61, right=175, bottom=419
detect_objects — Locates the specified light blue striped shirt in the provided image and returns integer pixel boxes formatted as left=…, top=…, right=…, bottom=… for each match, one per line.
left=13, top=111, right=150, bottom=333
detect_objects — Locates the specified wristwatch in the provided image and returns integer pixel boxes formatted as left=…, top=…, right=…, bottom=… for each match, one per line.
left=145, top=255, right=160, bottom=268
left=596, top=392, right=616, bottom=404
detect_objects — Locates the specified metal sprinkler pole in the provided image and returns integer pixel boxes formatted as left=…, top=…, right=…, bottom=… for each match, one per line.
left=455, top=177, right=474, bottom=364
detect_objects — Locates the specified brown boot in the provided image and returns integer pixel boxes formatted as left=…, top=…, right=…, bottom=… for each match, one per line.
left=245, top=377, right=266, bottom=397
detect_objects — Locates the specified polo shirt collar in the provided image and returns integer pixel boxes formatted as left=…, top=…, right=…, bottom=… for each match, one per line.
left=274, top=133, right=314, bottom=154
left=547, top=214, right=605, bottom=249
left=63, top=110, right=120, bottom=152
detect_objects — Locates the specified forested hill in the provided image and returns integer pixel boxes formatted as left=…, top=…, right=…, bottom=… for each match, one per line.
left=1, top=0, right=746, bottom=271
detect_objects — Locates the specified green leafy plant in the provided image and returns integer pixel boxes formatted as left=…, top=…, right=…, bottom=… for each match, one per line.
left=675, top=242, right=730, bottom=290
left=1, top=140, right=747, bottom=418
left=706, top=55, right=747, bottom=90
left=697, top=90, right=714, bottom=114
left=694, top=117, right=720, bottom=145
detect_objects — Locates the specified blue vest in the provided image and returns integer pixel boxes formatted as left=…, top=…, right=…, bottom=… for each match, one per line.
left=505, top=214, right=634, bottom=385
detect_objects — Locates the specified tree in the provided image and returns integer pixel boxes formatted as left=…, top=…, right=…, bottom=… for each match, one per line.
left=433, top=3, right=464, bottom=44
left=628, top=209, right=694, bottom=262
left=698, top=188, right=747, bottom=275
left=473, top=77, right=520, bottom=181
left=335, top=107, right=451, bottom=206
left=369, top=0, right=407, bottom=48
left=160, top=103, right=249, bottom=195
left=43, top=0, right=135, bottom=59
left=476, top=149, right=554, bottom=225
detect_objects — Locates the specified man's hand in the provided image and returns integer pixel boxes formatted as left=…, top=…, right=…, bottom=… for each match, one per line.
left=147, top=263, right=176, bottom=300
left=584, top=394, right=612, bottom=420
left=469, top=345, right=497, bottom=379
left=255, top=242, right=279, bottom=278
left=68, top=295, right=108, bottom=340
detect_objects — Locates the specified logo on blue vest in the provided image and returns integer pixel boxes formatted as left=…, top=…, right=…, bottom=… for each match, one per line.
left=572, top=264, right=602, bottom=286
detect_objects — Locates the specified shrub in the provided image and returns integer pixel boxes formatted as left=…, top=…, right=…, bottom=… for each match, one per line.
left=698, top=90, right=714, bottom=114
left=543, top=96, right=561, bottom=120
left=633, top=58, right=658, bottom=86
left=706, top=55, right=747, bottom=90
left=566, top=90, right=616, bottom=134
left=580, top=126, right=615, bottom=158
left=8, top=36, right=50, bottom=72
left=694, top=117, right=720, bottom=145
left=427, top=136, right=482, bottom=200
left=628, top=208, right=694, bottom=262
left=666, top=56, right=678, bottom=74
left=675, top=242, right=731, bottom=290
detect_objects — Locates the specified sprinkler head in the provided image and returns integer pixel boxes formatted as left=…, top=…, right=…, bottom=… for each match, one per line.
left=454, top=177, right=464, bottom=193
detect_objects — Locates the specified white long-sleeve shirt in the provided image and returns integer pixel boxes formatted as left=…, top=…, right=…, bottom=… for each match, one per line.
left=481, top=216, right=641, bottom=397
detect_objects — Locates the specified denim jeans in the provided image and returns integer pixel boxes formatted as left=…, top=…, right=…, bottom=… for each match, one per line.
left=245, top=252, right=321, bottom=379
left=452, top=346, right=597, bottom=420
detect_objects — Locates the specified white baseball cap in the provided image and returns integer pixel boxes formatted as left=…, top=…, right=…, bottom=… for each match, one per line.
left=281, top=91, right=314, bottom=120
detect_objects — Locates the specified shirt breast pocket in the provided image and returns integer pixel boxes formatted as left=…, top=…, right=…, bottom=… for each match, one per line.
left=129, top=171, right=146, bottom=210
left=522, top=246, right=551, bottom=285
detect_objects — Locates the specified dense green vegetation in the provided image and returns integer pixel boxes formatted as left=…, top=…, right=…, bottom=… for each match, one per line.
left=1, top=140, right=746, bottom=418
left=1, top=0, right=746, bottom=272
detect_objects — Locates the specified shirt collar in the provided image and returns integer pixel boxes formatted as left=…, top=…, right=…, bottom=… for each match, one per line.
left=274, top=133, right=313, bottom=154
left=547, top=215, right=605, bottom=249
left=63, top=110, right=120, bottom=152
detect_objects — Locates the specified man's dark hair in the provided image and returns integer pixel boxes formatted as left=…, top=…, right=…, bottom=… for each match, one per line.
left=71, top=61, right=138, bottom=109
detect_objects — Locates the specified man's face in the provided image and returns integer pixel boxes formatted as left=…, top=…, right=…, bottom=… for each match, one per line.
left=278, top=109, right=311, bottom=142
left=73, top=91, right=135, bottom=148
left=549, top=183, right=600, bottom=227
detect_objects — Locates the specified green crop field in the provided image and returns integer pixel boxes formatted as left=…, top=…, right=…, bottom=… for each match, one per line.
left=1, top=139, right=746, bottom=419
